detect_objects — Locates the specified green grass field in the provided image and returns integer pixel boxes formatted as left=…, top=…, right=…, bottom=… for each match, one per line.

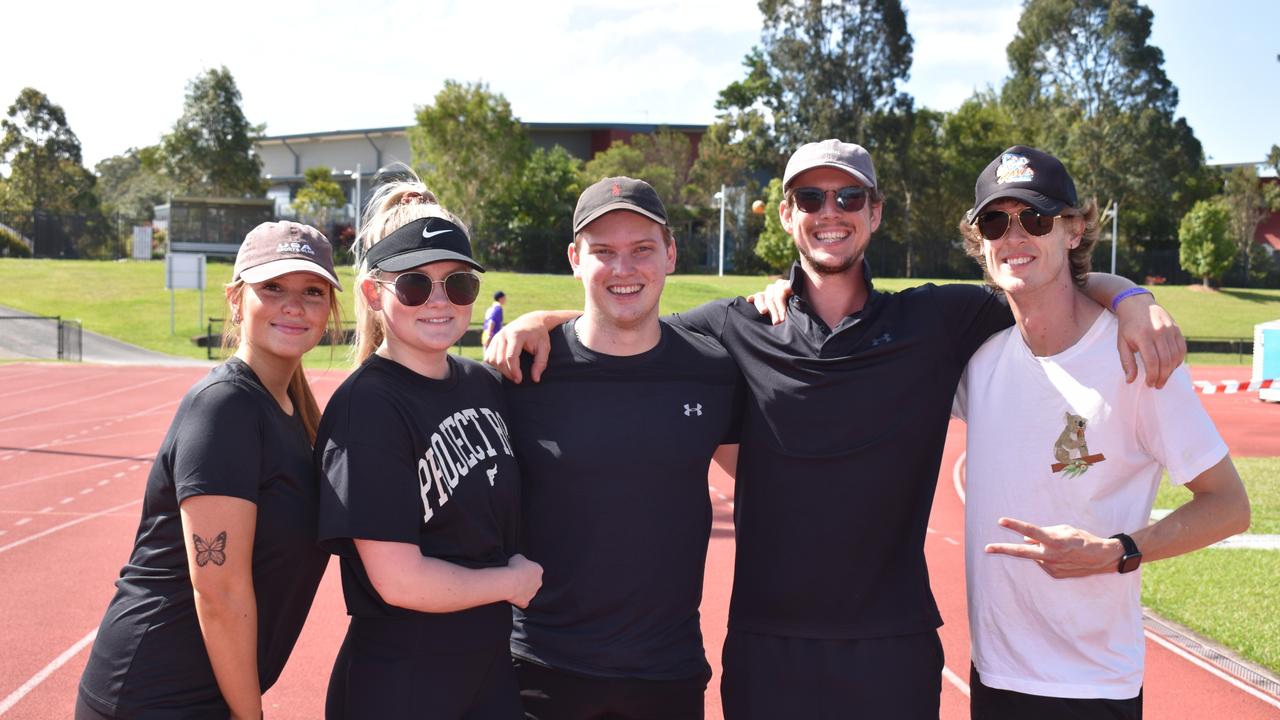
left=1, top=258, right=1276, bottom=368
left=1145, top=457, right=1280, bottom=674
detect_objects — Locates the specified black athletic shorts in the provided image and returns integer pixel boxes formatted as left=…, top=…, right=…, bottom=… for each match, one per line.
left=970, top=664, right=1143, bottom=720
left=720, top=629, right=944, bottom=720
left=514, top=657, right=708, bottom=720
left=325, top=617, right=521, bottom=720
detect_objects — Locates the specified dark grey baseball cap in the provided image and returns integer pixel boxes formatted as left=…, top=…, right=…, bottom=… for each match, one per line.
left=364, top=216, right=484, bottom=273
left=573, top=176, right=668, bottom=233
left=783, top=139, right=877, bottom=190
left=234, top=221, right=341, bottom=289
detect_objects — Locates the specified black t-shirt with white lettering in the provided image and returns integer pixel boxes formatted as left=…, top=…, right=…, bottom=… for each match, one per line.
left=317, top=353, right=520, bottom=651
left=79, top=358, right=329, bottom=719
left=674, top=262, right=1012, bottom=640
left=507, top=318, right=743, bottom=680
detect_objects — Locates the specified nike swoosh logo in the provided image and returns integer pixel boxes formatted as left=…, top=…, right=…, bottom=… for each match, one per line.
left=422, top=228, right=453, bottom=239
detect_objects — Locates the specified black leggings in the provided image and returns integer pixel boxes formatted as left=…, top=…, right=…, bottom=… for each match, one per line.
left=325, top=617, right=522, bottom=720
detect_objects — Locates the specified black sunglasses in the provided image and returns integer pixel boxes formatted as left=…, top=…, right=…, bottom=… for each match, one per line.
left=375, top=271, right=481, bottom=307
left=792, top=186, right=868, bottom=214
left=974, top=208, right=1063, bottom=241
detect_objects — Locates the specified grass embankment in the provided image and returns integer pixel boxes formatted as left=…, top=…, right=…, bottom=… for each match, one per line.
left=1144, top=458, right=1280, bottom=674
left=2, top=258, right=1276, bottom=366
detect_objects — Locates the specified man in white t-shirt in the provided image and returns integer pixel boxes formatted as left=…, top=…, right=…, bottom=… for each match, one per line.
left=953, top=145, right=1251, bottom=719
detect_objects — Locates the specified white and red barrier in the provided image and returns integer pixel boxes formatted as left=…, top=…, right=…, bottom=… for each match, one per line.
left=1193, top=378, right=1276, bottom=395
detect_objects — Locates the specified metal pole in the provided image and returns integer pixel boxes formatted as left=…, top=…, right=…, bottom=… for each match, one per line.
left=355, top=163, right=363, bottom=242
left=718, top=184, right=726, bottom=277
left=1111, top=201, right=1118, bottom=275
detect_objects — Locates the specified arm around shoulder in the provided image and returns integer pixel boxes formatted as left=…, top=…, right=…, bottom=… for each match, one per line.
left=484, top=310, right=580, bottom=384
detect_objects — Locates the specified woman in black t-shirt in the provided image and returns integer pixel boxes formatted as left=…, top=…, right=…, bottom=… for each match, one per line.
left=317, top=173, right=541, bottom=719
left=77, top=222, right=345, bottom=719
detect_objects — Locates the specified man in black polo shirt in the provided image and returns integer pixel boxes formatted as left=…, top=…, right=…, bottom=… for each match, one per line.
left=490, top=142, right=1183, bottom=719
left=502, top=177, right=743, bottom=720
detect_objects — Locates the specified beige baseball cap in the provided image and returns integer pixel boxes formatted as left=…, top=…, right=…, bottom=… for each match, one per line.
left=233, top=221, right=342, bottom=289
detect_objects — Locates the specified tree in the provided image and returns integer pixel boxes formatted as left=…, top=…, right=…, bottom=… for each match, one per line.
left=581, top=128, right=697, bottom=214
left=715, top=0, right=913, bottom=155
left=1178, top=199, right=1234, bottom=287
left=1220, top=165, right=1279, bottom=285
left=0, top=87, right=98, bottom=215
left=160, top=67, right=265, bottom=197
left=293, top=166, right=346, bottom=219
left=754, top=178, right=796, bottom=272
left=1003, top=0, right=1213, bottom=261
left=95, top=145, right=176, bottom=219
left=509, top=146, right=582, bottom=272
left=410, top=80, right=530, bottom=264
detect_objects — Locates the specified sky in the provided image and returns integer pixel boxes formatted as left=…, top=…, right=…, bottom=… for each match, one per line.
left=1, top=0, right=1276, bottom=170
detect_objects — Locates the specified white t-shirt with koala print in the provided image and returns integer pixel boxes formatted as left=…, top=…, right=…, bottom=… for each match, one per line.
left=953, top=310, right=1227, bottom=700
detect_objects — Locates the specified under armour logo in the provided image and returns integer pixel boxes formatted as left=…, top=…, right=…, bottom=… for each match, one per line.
left=871, top=332, right=892, bottom=347
left=486, top=465, right=498, bottom=486
left=683, top=403, right=703, bottom=417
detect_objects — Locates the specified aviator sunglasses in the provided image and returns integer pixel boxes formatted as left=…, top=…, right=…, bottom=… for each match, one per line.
left=375, top=271, right=481, bottom=307
left=974, top=208, right=1066, bottom=241
left=791, top=186, right=869, bottom=214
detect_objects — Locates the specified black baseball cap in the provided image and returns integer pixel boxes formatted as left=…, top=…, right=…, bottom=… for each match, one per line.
left=363, top=216, right=484, bottom=272
left=967, top=145, right=1079, bottom=223
left=573, top=177, right=668, bottom=234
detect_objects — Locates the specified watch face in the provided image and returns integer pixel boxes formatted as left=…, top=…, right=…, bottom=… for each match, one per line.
left=1119, top=553, right=1142, bottom=574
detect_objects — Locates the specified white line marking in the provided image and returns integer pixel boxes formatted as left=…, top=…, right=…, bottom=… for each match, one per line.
left=59, top=497, right=74, bottom=505
left=926, top=527, right=938, bottom=534
left=128, top=464, right=141, bottom=471
left=14, top=518, right=30, bottom=527
left=113, top=472, right=125, bottom=478
left=0, top=375, right=172, bottom=426
left=37, top=507, right=51, bottom=514
left=0, top=370, right=115, bottom=401
left=0, top=530, right=5, bottom=537
left=0, top=628, right=97, bottom=715
left=97, top=479, right=109, bottom=486
left=80, top=488, right=93, bottom=495
left=944, top=536, right=959, bottom=546
left=0, top=499, right=140, bottom=555
left=1145, top=630, right=1280, bottom=710
left=942, top=665, right=970, bottom=697
left=953, top=451, right=967, bottom=505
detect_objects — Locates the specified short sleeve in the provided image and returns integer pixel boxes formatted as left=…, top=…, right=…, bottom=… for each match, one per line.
left=670, top=298, right=733, bottom=341
left=935, top=284, right=1013, bottom=367
left=1135, top=367, right=1229, bottom=486
left=172, top=382, right=263, bottom=504
left=317, top=408, right=425, bottom=553
left=952, top=368, right=970, bottom=422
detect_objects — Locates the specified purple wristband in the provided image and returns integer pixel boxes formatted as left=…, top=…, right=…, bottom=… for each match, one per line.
left=1110, top=287, right=1153, bottom=312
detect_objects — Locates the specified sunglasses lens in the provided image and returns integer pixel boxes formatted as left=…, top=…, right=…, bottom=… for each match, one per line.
left=1020, top=209, right=1056, bottom=236
left=393, top=273, right=434, bottom=306
left=444, top=273, right=480, bottom=306
left=793, top=188, right=824, bottom=213
left=835, top=188, right=867, bottom=212
left=976, top=211, right=1011, bottom=241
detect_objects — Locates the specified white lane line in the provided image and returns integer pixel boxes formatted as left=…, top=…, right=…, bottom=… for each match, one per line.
left=0, top=457, right=142, bottom=492
left=59, top=497, right=74, bottom=505
left=942, top=665, right=970, bottom=697
left=1145, top=630, right=1280, bottom=710
left=97, top=479, right=109, bottom=486
left=953, top=451, right=966, bottom=505
left=0, top=499, right=140, bottom=555
left=0, top=628, right=98, bottom=715
left=943, top=537, right=959, bottom=546
left=37, top=507, right=51, bottom=514
left=14, top=518, right=30, bottom=527
left=0, top=530, right=5, bottom=537
left=0, top=375, right=172, bottom=426
left=0, top=369, right=115, bottom=400
left=926, top=527, right=938, bottom=534
left=113, top=472, right=125, bottom=478
left=80, top=488, right=93, bottom=495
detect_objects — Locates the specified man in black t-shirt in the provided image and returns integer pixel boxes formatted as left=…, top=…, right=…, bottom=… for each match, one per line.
left=503, top=177, right=743, bottom=720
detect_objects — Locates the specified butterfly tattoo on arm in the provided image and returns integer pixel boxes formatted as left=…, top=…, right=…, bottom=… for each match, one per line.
left=193, top=531, right=228, bottom=567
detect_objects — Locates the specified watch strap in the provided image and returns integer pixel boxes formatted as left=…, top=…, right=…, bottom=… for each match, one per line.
left=1110, top=532, right=1142, bottom=573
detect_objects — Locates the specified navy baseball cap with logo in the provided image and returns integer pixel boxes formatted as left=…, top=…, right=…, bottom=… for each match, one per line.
left=234, top=221, right=341, bottom=289
left=363, top=216, right=484, bottom=273
left=573, top=176, right=668, bottom=233
left=967, top=145, right=1079, bottom=223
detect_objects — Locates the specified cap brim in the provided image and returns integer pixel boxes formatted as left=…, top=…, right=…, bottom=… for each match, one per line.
left=239, top=259, right=342, bottom=290
left=969, top=189, right=1067, bottom=222
left=573, top=204, right=667, bottom=234
left=784, top=162, right=875, bottom=190
left=375, top=248, right=485, bottom=273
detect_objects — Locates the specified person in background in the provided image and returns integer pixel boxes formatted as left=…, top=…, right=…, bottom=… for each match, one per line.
left=78, top=221, right=344, bottom=720
left=482, top=290, right=506, bottom=348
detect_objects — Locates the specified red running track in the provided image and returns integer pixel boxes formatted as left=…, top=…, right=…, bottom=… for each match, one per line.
left=0, top=363, right=1276, bottom=718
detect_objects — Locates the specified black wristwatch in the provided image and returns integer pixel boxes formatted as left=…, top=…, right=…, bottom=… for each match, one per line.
left=1110, top=533, right=1142, bottom=574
